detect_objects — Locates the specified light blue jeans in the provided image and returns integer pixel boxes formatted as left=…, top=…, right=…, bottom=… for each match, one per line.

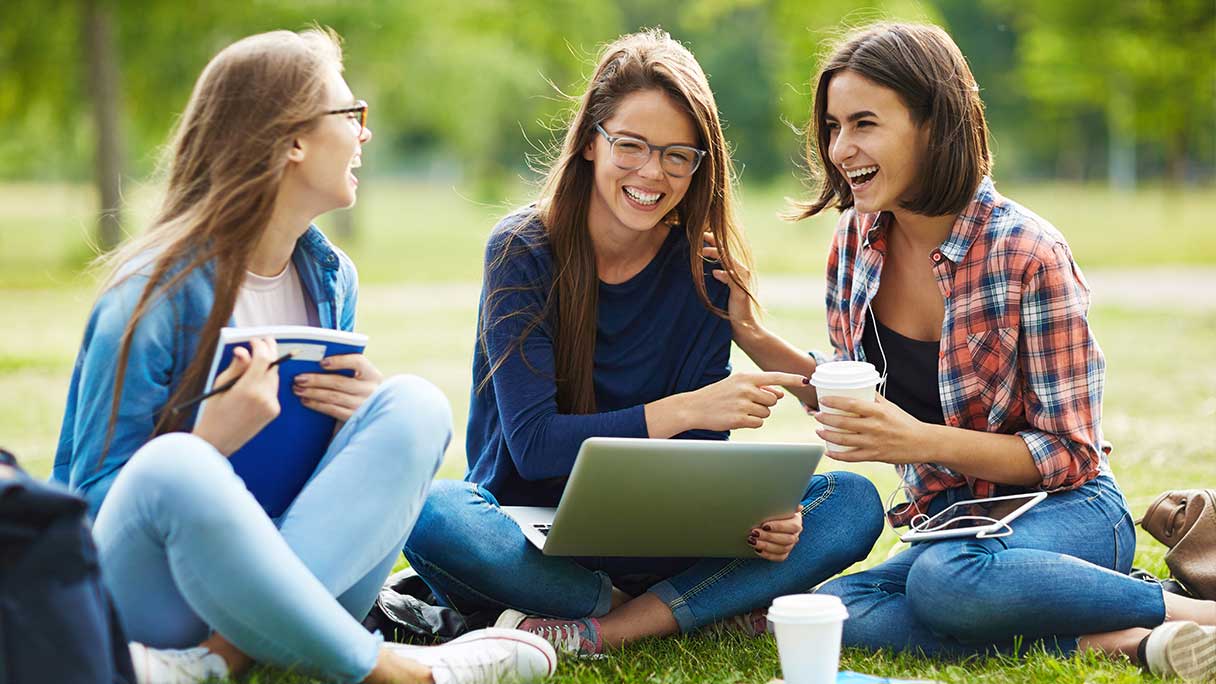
left=92, top=375, right=451, bottom=683
left=816, top=473, right=1166, bottom=656
left=403, top=471, right=884, bottom=632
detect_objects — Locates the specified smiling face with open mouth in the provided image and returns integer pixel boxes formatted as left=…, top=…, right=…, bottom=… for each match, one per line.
left=584, top=89, right=698, bottom=240
left=290, top=65, right=373, bottom=215
left=825, top=69, right=926, bottom=216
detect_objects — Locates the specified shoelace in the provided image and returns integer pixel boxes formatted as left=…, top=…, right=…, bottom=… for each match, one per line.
left=705, top=609, right=766, bottom=637
left=727, top=611, right=766, bottom=636
left=534, top=622, right=584, bottom=653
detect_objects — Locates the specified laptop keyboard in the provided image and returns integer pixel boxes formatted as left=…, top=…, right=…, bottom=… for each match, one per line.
left=532, top=524, right=552, bottom=536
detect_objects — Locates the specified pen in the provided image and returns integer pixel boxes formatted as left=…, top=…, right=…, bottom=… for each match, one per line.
left=171, top=351, right=295, bottom=414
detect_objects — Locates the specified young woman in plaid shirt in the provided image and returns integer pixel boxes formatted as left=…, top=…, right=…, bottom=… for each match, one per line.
left=704, top=22, right=1216, bottom=680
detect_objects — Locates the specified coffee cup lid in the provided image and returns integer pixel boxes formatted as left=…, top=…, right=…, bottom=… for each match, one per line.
left=810, top=361, right=880, bottom=390
left=767, top=594, right=849, bottom=624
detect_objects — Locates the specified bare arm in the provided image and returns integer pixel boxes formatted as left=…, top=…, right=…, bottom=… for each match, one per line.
left=733, top=326, right=820, bottom=407
left=701, top=232, right=820, bottom=407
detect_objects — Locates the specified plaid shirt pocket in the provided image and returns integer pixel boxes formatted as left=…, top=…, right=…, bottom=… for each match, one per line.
left=964, top=326, right=1020, bottom=426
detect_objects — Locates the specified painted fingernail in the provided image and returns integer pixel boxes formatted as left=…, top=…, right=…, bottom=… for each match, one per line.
left=802, top=377, right=811, bottom=385
left=320, top=359, right=331, bottom=368
left=753, top=547, right=763, bottom=555
left=762, top=524, right=772, bottom=532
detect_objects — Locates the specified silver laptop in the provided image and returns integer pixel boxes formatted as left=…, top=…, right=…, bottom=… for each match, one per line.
left=502, top=437, right=823, bottom=558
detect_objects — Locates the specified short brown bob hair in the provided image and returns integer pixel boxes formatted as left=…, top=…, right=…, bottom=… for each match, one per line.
left=793, top=22, right=991, bottom=220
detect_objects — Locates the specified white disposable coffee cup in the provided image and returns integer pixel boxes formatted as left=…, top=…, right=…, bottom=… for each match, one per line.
left=767, top=594, right=848, bottom=684
left=810, top=361, right=880, bottom=453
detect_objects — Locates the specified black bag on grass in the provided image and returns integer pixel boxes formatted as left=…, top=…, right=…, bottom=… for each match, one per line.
left=0, top=448, right=135, bottom=684
left=362, top=567, right=497, bottom=644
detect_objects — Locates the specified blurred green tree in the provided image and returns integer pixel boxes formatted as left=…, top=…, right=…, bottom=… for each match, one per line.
left=1, top=0, right=1213, bottom=253
left=996, top=0, right=1216, bottom=186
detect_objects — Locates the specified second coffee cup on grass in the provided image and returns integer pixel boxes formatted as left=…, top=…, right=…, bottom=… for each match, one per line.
left=810, top=361, right=881, bottom=453
left=768, top=593, right=849, bottom=684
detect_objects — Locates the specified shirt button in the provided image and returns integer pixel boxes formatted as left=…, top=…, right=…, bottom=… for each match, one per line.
left=931, top=251, right=943, bottom=263
left=947, top=417, right=959, bottom=426
left=944, top=288, right=952, bottom=298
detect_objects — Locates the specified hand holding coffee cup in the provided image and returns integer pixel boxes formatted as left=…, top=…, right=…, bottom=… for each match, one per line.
left=814, top=384, right=931, bottom=464
left=809, top=361, right=880, bottom=453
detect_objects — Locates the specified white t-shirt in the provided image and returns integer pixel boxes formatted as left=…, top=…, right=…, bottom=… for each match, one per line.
left=232, top=262, right=314, bottom=327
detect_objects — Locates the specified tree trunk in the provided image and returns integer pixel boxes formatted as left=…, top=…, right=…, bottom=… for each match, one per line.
left=1166, top=126, right=1191, bottom=185
left=1107, top=84, right=1136, bottom=190
left=84, top=0, right=124, bottom=251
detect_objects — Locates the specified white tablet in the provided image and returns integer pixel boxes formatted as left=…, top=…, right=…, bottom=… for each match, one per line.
left=899, top=491, right=1047, bottom=543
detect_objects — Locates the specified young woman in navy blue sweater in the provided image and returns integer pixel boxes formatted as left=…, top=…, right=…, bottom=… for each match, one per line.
left=403, top=29, right=884, bottom=657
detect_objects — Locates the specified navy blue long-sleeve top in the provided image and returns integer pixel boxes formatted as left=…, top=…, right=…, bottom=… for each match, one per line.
left=465, top=210, right=732, bottom=507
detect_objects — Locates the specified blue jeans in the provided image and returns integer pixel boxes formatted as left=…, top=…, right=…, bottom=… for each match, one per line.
left=816, top=473, right=1166, bottom=657
left=403, top=471, right=884, bottom=632
left=92, top=376, right=451, bottom=683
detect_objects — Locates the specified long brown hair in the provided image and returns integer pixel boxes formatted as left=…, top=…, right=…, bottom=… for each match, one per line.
left=94, top=28, right=344, bottom=464
left=481, top=28, right=754, bottom=414
left=793, top=22, right=991, bottom=219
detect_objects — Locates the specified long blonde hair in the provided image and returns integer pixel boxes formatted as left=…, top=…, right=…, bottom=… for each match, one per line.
left=482, top=28, right=754, bottom=414
left=96, top=28, right=344, bottom=462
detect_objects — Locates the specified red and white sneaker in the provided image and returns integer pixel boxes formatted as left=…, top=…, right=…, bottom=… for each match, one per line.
left=495, top=609, right=605, bottom=658
left=703, top=607, right=769, bottom=637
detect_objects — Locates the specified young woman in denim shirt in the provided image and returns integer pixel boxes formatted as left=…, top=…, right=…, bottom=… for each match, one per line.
left=53, top=28, right=553, bottom=684
left=401, top=29, right=884, bottom=658
left=705, top=22, right=1216, bottom=680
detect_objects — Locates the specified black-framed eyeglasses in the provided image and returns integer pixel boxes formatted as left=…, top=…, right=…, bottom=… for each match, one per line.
left=324, top=100, right=368, bottom=136
left=594, top=124, right=705, bottom=178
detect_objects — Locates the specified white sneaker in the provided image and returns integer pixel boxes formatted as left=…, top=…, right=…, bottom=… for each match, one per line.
left=1144, top=621, right=1216, bottom=681
left=388, top=627, right=557, bottom=683
left=127, top=642, right=229, bottom=684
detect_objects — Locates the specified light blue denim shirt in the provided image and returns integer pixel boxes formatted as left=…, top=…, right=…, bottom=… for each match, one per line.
left=52, top=226, right=358, bottom=518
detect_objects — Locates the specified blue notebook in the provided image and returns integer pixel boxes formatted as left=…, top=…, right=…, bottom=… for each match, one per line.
left=197, top=326, right=369, bottom=517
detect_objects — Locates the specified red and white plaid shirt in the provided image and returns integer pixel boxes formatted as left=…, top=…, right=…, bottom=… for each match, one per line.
left=813, top=177, right=1109, bottom=527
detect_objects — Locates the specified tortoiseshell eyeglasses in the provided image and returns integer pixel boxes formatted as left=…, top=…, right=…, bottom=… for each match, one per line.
left=324, top=100, right=368, bottom=136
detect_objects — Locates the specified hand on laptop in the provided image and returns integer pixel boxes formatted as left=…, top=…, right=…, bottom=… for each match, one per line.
left=749, top=510, right=803, bottom=562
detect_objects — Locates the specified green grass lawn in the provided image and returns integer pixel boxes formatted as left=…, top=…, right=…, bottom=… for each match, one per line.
left=2, top=179, right=1215, bottom=683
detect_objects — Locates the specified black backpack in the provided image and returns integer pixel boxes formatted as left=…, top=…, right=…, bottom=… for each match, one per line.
left=0, top=449, right=135, bottom=684
left=362, top=566, right=498, bottom=645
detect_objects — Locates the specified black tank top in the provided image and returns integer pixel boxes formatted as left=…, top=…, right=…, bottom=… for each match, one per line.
left=860, top=313, right=946, bottom=426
